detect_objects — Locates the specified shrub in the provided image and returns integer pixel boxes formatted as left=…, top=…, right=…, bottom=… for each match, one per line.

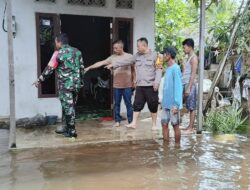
left=204, top=106, right=248, bottom=134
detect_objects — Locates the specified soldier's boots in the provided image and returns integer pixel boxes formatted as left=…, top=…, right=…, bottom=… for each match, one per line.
left=63, top=125, right=77, bottom=138
left=61, top=116, right=77, bottom=138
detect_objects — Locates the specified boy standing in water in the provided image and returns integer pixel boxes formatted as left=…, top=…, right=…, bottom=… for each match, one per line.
left=161, top=47, right=183, bottom=144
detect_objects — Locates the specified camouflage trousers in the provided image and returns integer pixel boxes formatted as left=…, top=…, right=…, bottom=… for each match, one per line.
left=59, top=90, right=79, bottom=127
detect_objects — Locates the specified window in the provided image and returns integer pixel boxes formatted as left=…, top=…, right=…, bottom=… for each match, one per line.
left=36, top=13, right=60, bottom=98
left=67, top=0, right=106, bottom=7
left=116, top=0, right=133, bottom=9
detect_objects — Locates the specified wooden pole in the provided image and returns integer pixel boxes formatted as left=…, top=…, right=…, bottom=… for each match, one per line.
left=197, top=0, right=206, bottom=133
left=7, top=0, right=16, bottom=149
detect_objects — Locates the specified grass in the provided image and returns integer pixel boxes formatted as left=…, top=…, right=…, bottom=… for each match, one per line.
left=204, top=106, right=248, bottom=134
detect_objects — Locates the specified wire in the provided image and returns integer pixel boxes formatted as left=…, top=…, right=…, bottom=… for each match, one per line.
left=2, top=0, right=7, bottom=32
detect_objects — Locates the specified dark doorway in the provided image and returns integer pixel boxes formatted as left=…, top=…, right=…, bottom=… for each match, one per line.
left=114, top=18, right=133, bottom=53
left=60, top=15, right=112, bottom=119
left=36, top=13, right=134, bottom=120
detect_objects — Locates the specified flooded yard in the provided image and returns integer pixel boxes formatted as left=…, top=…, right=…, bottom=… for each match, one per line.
left=0, top=129, right=249, bottom=190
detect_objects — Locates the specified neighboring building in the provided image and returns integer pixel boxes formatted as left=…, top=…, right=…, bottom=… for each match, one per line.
left=0, top=0, right=155, bottom=119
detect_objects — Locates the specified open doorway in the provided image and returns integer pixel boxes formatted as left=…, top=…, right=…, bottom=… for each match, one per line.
left=60, top=15, right=112, bottom=119
left=36, top=13, right=134, bottom=121
left=114, top=18, right=133, bottom=53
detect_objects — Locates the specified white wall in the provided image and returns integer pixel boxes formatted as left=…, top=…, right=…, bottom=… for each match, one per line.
left=0, top=0, right=155, bottom=119
left=0, top=0, right=10, bottom=118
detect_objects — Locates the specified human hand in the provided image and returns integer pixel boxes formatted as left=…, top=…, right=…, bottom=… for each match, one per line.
left=155, top=53, right=164, bottom=69
left=32, top=80, right=40, bottom=88
left=184, top=88, right=191, bottom=97
left=84, top=67, right=90, bottom=73
left=155, top=64, right=163, bottom=69
left=171, top=106, right=178, bottom=114
left=132, top=81, right=137, bottom=89
left=105, top=64, right=113, bottom=70
left=153, top=84, right=159, bottom=91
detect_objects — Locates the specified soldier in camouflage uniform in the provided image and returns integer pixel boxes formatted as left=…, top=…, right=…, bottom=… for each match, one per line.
left=33, top=33, right=84, bottom=138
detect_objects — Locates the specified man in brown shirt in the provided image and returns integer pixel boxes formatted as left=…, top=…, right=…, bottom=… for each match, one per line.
left=106, top=38, right=162, bottom=130
left=84, top=40, right=135, bottom=127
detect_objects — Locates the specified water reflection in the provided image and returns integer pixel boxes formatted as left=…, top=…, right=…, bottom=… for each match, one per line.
left=0, top=132, right=249, bottom=190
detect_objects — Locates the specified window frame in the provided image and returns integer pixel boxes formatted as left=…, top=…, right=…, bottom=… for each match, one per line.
left=36, top=13, right=60, bottom=98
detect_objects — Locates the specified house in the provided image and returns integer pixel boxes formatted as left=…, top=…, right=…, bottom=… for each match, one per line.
left=0, top=0, right=155, bottom=119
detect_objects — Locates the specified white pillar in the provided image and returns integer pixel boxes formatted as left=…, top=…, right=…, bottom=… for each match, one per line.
left=197, top=0, right=205, bottom=133
left=7, top=0, right=16, bottom=148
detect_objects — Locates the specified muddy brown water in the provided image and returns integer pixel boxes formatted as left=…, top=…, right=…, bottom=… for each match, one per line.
left=0, top=129, right=249, bottom=190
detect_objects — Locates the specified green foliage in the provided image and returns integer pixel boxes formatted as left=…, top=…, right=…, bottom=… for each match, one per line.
left=205, top=0, right=250, bottom=53
left=155, top=0, right=242, bottom=55
left=206, top=1, right=240, bottom=49
left=192, top=0, right=220, bottom=8
left=234, top=7, right=250, bottom=53
left=204, top=107, right=248, bottom=134
left=155, top=0, right=197, bottom=55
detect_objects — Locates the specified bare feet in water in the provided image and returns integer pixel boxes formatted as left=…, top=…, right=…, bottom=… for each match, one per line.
left=126, top=123, right=136, bottom=129
left=151, top=126, right=158, bottom=131
left=181, top=128, right=194, bottom=134
left=113, top=122, right=120, bottom=127
left=181, top=126, right=190, bottom=130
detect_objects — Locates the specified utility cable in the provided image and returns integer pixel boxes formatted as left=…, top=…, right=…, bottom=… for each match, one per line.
left=2, top=0, right=7, bottom=32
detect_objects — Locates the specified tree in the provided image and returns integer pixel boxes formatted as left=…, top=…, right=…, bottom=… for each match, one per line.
left=193, top=0, right=220, bottom=8
left=155, top=0, right=197, bottom=53
left=155, top=0, right=240, bottom=54
left=206, top=0, right=242, bottom=49
left=234, top=0, right=250, bottom=53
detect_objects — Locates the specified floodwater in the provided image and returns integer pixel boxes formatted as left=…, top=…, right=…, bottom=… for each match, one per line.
left=0, top=130, right=250, bottom=190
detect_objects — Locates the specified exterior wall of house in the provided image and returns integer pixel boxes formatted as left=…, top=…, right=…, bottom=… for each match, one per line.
left=0, top=0, right=155, bottom=119
left=0, top=0, right=9, bottom=119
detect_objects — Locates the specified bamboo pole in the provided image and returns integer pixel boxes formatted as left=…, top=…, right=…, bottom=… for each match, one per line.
left=7, top=0, right=16, bottom=149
